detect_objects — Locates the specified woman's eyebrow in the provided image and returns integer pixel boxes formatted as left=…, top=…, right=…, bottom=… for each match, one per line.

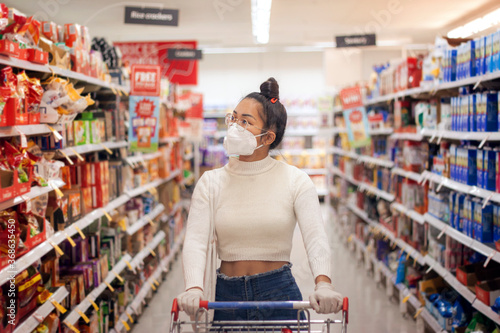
left=234, top=110, right=256, bottom=120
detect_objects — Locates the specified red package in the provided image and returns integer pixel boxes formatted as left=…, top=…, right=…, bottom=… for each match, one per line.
left=41, top=21, right=58, bottom=43
left=64, top=23, right=81, bottom=48
left=2, top=8, right=26, bottom=35
left=26, top=77, right=43, bottom=124
left=1, top=67, right=17, bottom=95
left=16, top=16, right=41, bottom=46
left=0, top=4, right=8, bottom=31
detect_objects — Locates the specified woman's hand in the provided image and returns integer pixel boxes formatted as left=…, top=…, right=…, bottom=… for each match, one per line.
left=177, top=288, right=204, bottom=316
left=309, top=282, right=343, bottom=314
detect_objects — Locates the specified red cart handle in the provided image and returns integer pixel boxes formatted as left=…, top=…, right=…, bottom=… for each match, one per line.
left=343, top=297, right=349, bottom=324
left=171, top=298, right=179, bottom=321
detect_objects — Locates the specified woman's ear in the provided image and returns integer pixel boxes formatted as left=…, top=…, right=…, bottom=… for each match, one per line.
left=264, top=131, right=276, bottom=146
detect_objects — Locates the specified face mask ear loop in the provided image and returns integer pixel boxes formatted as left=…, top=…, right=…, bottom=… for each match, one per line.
left=254, top=131, right=269, bottom=149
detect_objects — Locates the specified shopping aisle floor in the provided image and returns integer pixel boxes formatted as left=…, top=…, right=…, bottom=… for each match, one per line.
left=133, top=209, right=417, bottom=333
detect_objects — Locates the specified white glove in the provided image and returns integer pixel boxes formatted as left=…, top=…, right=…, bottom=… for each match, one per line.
left=177, top=288, right=204, bottom=316
left=309, top=282, right=343, bottom=314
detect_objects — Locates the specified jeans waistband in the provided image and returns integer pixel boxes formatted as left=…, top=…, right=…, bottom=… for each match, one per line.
left=216, top=263, right=292, bottom=281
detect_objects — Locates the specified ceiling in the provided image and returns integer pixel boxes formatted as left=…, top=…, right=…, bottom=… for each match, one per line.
left=10, top=0, right=500, bottom=51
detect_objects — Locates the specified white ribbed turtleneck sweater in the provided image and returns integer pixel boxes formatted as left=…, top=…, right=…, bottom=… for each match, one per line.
left=183, top=155, right=331, bottom=290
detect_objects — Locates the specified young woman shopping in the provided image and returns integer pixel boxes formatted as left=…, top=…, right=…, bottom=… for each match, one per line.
left=177, top=78, right=343, bottom=321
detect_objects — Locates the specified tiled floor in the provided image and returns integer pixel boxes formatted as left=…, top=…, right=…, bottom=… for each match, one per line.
left=132, top=208, right=417, bottom=333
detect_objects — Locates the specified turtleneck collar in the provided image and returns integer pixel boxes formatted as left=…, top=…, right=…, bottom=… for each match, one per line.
left=225, top=155, right=276, bottom=176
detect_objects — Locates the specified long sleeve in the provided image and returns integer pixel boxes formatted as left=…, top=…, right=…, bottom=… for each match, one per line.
left=293, top=171, right=332, bottom=280
left=182, top=172, right=211, bottom=290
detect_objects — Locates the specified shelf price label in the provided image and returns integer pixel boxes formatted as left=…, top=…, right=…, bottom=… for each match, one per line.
left=113, top=271, right=124, bottom=283
left=51, top=300, right=67, bottom=314
left=89, top=299, right=99, bottom=311
left=74, top=225, right=86, bottom=239
left=105, top=281, right=115, bottom=292
left=78, top=310, right=90, bottom=323
left=49, top=241, right=64, bottom=256
left=65, top=233, right=76, bottom=247
left=121, top=320, right=131, bottom=331
left=126, top=312, right=135, bottom=323
left=64, top=321, right=80, bottom=333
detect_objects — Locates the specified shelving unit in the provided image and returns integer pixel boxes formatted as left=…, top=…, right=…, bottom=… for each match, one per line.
left=0, top=179, right=65, bottom=211
left=58, top=140, right=129, bottom=158
left=391, top=202, right=425, bottom=225
left=126, top=204, right=166, bottom=236
left=0, top=55, right=129, bottom=93
left=0, top=170, right=181, bottom=286
left=64, top=254, right=133, bottom=328
left=129, top=231, right=166, bottom=269
left=13, top=286, right=69, bottom=333
left=111, top=229, right=186, bottom=333
left=391, top=168, right=423, bottom=183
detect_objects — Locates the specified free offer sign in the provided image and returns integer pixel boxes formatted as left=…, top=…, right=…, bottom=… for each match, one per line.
left=130, top=65, right=161, bottom=96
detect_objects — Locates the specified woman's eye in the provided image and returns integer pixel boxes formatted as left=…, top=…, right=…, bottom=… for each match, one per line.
left=241, top=119, right=248, bottom=125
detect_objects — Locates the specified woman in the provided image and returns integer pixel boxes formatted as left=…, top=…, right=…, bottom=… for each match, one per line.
left=178, top=78, right=343, bottom=321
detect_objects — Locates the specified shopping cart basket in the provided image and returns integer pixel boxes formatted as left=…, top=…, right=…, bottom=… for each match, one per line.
left=170, top=298, right=349, bottom=333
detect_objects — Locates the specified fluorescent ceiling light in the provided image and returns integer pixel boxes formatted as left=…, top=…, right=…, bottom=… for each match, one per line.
left=251, top=0, right=272, bottom=44
left=447, top=7, right=500, bottom=38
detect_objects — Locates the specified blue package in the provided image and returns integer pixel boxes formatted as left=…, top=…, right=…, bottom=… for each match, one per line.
left=450, top=145, right=457, bottom=180
left=478, top=93, right=485, bottom=132
left=475, top=38, right=482, bottom=77
left=482, top=36, right=488, bottom=75
left=494, top=205, right=500, bottom=242
left=477, top=202, right=493, bottom=243
left=486, top=92, right=499, bottom=132
left=485, top=148, right=496, bottom=191
left=492, top=296, right=500, bottom=315
left=467, top=147, right=477, bottom=186
left=395, top=254, right=406, bottom=284
left=477, top=149, right=484, bottom=189
left=449, top=192, right=456, bottom=228
left=486, top=34, right=493, bottom=73
left=498, top=92, right=500, bottom=132
left=451, top=49, right=457, bottom=81
left=469, top=94, right=476, bottom=132
left=454, top=193, right=465, bottom=232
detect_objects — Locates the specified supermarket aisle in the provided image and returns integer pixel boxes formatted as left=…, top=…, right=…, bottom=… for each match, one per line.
left=133, top=208, right=417, bottom=333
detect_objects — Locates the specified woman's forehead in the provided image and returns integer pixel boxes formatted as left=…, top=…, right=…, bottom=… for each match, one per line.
left=234, top=99, right=262, bottom=117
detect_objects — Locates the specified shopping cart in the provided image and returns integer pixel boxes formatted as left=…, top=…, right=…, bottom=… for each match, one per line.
left=170, top=298, right=349, bottom=333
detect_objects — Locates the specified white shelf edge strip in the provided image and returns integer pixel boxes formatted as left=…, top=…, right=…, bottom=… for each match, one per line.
left=391, top=168, right=423, bottom=183
left=424, top=213, right=500, bottom=265
left=330, top=166, right=360, bottom=186
left=126, top=151, right=162, bottom=165
left=129, top=231, right=166, bottom=269
left=365, top=71, right=500, bottom=106
left=357, top=155, right=394, bottom=168
left=0, top=179, right=65, bottom=211
left=126, top=170, right=181, bottom=198
left=64, top=254, right=133, bottom=327
left=424, top=171, right=500, bottom=205
left=126, top=204, right=166, bottom=236
left=421, top=128, right=500, bottom=142
left=389, top=132, right=424, bottom=141
left=14, top=286, right=68, bottom=333
left=391, top=202, right=425, bottom=225
left=58, top=140, right=128, bottom=157
left=0, top=173, right=180, bottom=286
left=358, top=183, right=395, bottom=202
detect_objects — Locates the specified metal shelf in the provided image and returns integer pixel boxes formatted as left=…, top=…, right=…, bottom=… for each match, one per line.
left=129, top=231, right=166, bottom=269
left=357, top=155, right=394, bottom=169
left=125, top=170, right=181, bottom=198
left=423, top=254, right=500, bottom=326
left=126, top=151, right=162, bottom=167
left=389, top=132, right=424, bottom=141
left=365, top=71, right=500, bottom=106
left=330, top=166, right=361, bottom=186
left=421, top=128, right=500, bottom=142
left=423, top=171, right=500, bottom=205
left=358, top=183, right=395, bottom=202
left=58, top=140, right=128, bottom=157
left=391, top=202, right=425, bottom=225
left=159, top=137, right=181, bottom=144
left=368, top=128, right=393, bottom=136
left=391, top=168, right=423, bottom=183
left=0, top=55, right=129, bottom=92
left=0, top=124, right=62, bottom=138
left=0, top=179, right=65, bottom=211
left=424, top=213, right=500, bottom=264
left=126, top=204, right=166, bottom=236
left=64, top=254, right=133, bottom=327
left=13, top=286, right=68, bottom=333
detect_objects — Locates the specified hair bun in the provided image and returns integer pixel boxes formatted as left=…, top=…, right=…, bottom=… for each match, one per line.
left=259, top=77, right=279, bottom=100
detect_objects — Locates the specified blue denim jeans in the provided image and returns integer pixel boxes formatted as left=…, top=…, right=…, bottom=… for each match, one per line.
left=213, top=263, right=305, bottom=321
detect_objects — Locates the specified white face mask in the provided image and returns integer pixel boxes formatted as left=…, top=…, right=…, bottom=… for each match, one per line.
left=223, top=123, right=267, bottom=156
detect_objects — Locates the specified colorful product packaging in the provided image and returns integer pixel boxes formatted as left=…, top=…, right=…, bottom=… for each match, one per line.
left=485, top=92, right=498, bottom=132
left=467, top=146, right=477, bottom=186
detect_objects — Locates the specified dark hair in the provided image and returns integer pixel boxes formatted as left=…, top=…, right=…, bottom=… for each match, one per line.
left=243, top=77, right=287, bottom=150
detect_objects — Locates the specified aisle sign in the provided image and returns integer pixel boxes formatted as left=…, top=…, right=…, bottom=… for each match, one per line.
left=114, top=41, right=198, bottom=85
left=130, top=65, right=161, bottom=96
left=340, top=87, right=371, bottom=148
left=336, top=34, right=376, bottom=48
left=128, top=96, right=160, bottom=153
left=124, top=7, right=179, bottom=26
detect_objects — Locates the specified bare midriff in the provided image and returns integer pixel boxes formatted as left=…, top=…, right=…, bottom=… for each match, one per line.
left=219, top=260, right=289, bottom=277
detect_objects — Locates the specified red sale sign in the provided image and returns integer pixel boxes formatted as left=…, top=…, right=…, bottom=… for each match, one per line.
left=114, top=40, right=198, bottom=85
left=339, top=86, right=363, bottom=109
left=131, top=65, right=161, bottom=96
